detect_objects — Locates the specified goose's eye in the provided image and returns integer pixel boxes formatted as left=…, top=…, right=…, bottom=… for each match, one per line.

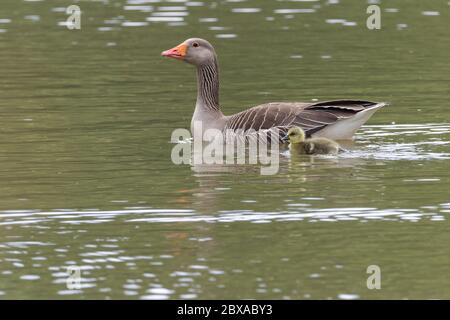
left=193, top=42, right=199, bottom=48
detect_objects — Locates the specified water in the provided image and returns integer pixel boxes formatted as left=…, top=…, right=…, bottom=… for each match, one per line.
left=0, top=0, right=449, bottom=299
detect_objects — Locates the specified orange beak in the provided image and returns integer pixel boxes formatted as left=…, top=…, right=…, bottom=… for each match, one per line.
left=161, top=43, right=187, bottom=60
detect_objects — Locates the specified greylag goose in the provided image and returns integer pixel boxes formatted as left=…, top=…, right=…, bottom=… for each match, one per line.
left=282, top=126, right=340, bottom=155
left=162, top=38, right=386, bottom=141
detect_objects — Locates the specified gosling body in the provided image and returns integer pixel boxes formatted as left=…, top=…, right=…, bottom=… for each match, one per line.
left=284, top=127, right=341, bottom=155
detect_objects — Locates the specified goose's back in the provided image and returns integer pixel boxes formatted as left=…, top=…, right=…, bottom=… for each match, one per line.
left=223, top=100, right=384, bottom=138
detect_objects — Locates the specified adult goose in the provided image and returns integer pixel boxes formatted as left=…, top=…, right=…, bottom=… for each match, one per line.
left=162, top=38, right=386, bottom=141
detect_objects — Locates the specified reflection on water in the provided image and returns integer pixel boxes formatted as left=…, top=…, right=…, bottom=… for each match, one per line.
left=1, top=123, right=449, bottom=225
left=2, top=203, right=445, bottom=225
left=1, top=0, right=450, bottom=299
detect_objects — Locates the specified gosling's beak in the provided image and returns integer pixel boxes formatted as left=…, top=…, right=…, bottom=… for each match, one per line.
left=161, top=43, right=187, bottom=60
left=281, top=134, right=289, bottom=143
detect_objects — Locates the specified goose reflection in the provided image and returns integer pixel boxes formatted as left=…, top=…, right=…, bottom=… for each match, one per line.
left=185, top=139, right=369, bottom=213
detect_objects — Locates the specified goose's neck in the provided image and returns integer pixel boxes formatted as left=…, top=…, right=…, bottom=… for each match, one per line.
left=196, top=59, right=221, bottom=113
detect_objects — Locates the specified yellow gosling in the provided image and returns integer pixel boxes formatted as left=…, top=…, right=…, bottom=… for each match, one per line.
left=283, top=127, right=340, bottom=155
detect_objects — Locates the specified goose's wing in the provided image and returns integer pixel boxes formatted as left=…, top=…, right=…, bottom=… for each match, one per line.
left=224, top=100, right=385, bottom=138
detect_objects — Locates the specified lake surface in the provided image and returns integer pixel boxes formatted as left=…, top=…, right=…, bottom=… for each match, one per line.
left=0, top=0, right=449, bottom=299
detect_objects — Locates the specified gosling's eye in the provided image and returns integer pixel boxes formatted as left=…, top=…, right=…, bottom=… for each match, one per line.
left=193, top=42, right=199, bottom=48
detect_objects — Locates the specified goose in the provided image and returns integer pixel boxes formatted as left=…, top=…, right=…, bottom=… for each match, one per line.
left=161, top=38, right=387, bottom=141
left=282, top=126, right=340, bottom=155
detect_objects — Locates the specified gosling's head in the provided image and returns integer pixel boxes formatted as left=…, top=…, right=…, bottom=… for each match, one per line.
left=284, top=127, right=306, bottom=144
left=161, top=38, right=217, bottom=66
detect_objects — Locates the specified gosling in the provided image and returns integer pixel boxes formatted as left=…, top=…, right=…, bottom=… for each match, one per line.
left=282, top=127, right=341, bottom=155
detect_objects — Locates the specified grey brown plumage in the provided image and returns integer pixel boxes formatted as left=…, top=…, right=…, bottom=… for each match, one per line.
left=162, top=38, right=387, bottom=141
left=224, top=100, right=382, bottom=138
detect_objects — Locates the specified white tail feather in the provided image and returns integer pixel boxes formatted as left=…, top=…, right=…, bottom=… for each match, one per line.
left=312, top=102, right=387, bottom=140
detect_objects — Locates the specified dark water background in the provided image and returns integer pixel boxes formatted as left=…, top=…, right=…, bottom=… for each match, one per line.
left=0, top=0, right=449, bottom=299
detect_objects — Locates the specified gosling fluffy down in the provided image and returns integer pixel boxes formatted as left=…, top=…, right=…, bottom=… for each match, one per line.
left=282, top=127, right=341, bottom=155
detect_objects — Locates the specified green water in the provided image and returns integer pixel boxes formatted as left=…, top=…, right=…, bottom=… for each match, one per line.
left=0, top=0, right=449, bottom=299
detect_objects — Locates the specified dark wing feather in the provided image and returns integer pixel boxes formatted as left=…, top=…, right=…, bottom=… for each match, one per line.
left=224, top=100, right=383, bottom=140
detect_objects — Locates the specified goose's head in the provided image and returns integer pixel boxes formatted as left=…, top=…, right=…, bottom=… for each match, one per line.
left=284, top=127, right=306, bottom=144
left=161, top=38, right=217, bottom=66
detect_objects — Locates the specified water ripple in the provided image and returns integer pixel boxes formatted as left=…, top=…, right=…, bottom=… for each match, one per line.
left=0, top=206, right=445, bottom=226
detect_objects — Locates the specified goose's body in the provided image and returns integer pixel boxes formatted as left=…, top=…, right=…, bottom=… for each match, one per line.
left=283, top=127, right=340, bottom=155
left=162, top=38, right=386, bottom=141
